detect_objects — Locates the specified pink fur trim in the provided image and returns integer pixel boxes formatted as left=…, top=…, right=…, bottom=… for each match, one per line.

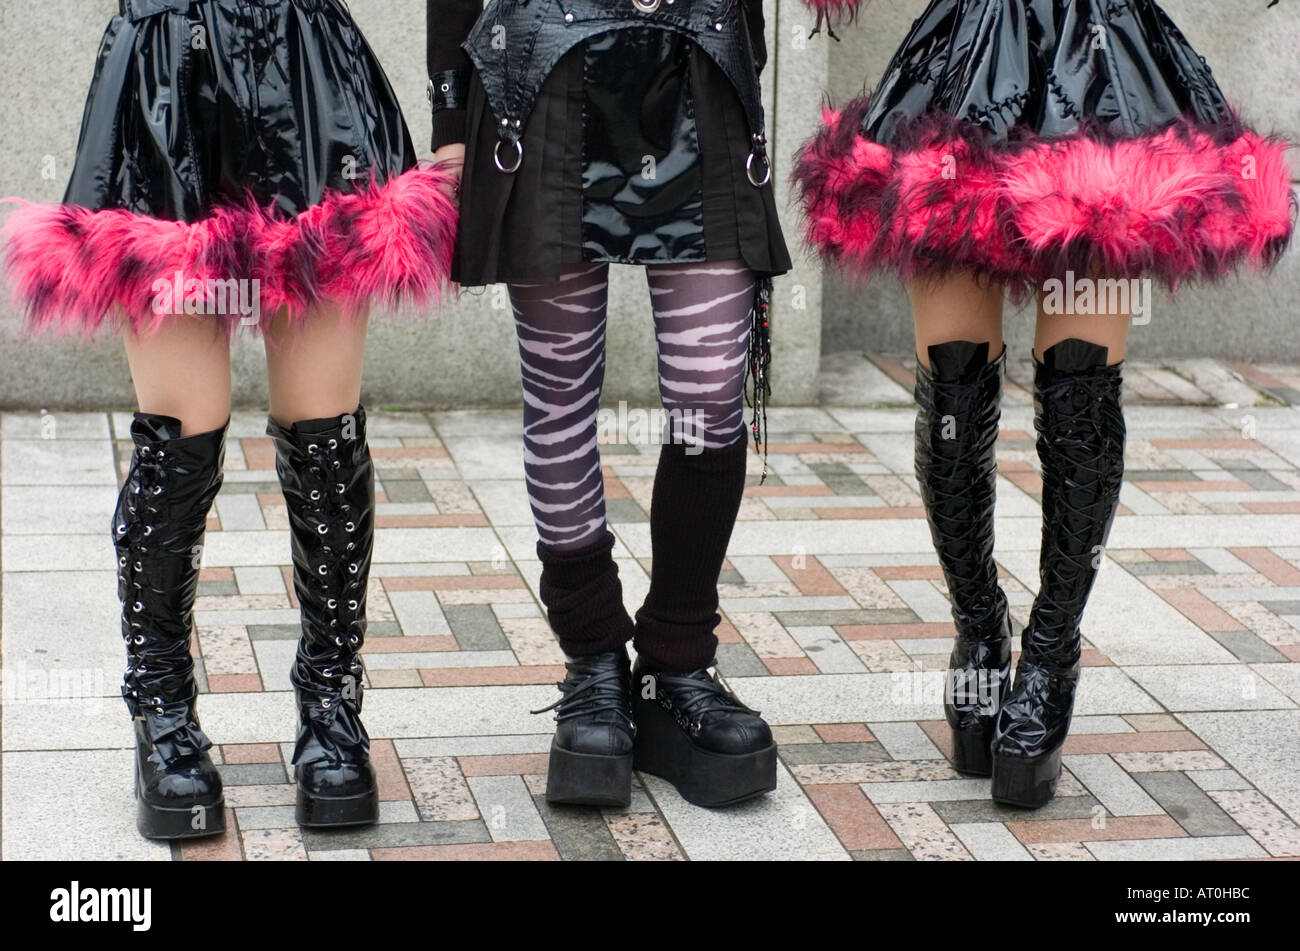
left=1, top=163, right=459, bottom=337
left=793, top=97, right=1297, bottom=297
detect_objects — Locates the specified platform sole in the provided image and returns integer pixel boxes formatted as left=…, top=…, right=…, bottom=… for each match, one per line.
left=950, top=720, right=996, bottom=777
left=545, top=740, right=633, bottom=807
left=296, top=786, right=379, bottom=828
left=991, top=746, right=1064, bottom=809
left=136, top=797, right=227, bottom=840
left=134, top=760, right=226, bottom=840
left=633, top=697, right=777, bottom=808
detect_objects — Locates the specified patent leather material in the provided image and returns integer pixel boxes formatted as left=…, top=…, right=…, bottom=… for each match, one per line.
left=992, top=340, right=1125, bottom=803
left=269, top=407, right=378, bottom=824
left=68, top=0, right=415, bottom=220
left=464, top=0, right=769, bottom=158
left=581, top=29, right=706, bottom=263
left=115, top=413, right=227, bottom=838
left=861, top=0, right=1236, bottom=145
left=914, top=342, right=1013, bottom=772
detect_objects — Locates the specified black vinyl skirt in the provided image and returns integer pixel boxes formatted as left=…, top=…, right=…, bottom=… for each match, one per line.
left=3, top=0, right=460, bottom=335
left=794, top=0, right=1295, bottom=295
left=453, top=31, right=792, bottom=287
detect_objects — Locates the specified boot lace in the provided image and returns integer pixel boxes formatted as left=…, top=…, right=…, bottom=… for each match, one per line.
left=298, top=437, right=366, bottom=714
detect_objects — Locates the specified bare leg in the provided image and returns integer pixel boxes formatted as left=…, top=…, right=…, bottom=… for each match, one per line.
left=265, top=303, right=370, bottom=425
left=122, top=318, right=232, bottom=432
left=910, top=271, right=1004, bottom=368
left=1034, top=277, right=1130, bottom=363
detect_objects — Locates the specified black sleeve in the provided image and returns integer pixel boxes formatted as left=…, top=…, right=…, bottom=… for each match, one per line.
left=427, top=1, right=482, bottom=149
left=744, top=0, right=767, bottom=76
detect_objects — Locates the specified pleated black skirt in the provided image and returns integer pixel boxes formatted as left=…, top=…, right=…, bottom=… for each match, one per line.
left=453, top=33, right=792, bottom=287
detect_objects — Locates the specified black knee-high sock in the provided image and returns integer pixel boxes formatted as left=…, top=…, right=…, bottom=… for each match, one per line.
left=537, top=529, right=635, bottom=657
left=634, top=436, right=749, bottom=672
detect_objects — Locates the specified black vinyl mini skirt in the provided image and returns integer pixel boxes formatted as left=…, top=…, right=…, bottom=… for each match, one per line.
left=794, top=0, right=1295, bottom=295
left=2, top=0, right=459, bottom=335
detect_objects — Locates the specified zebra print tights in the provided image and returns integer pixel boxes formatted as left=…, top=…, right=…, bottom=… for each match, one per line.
left=509, top=261, right=755, bottom=552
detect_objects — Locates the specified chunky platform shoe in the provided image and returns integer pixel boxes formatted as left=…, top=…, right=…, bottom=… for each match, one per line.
left=991, top=340, right=1125, bottom=808
left=270, top=407, right=379, bottom=828
left=914, top=341, right=1014, bottom=776
left=631, top=659, right=777, bottom=807
left=533, top=649, right=636, bottom=807
left=116, top=413, right=228, bottom=839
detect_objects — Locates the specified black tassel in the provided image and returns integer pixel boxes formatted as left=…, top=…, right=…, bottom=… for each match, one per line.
left=746, top=276, right=773, bottom=484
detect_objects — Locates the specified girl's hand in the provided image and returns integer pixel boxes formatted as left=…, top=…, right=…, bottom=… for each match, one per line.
left=433, top=143, right=465, bottom=202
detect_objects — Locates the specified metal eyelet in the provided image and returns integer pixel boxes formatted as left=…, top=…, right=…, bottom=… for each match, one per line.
left=318, top=565, right=329, bottom=576
left=633, top=0, right=661, bottom=12
left=118, top=555, right=127, bottom=567
left=134, top=634, right=145, bottom=645
left=134, top=561, right=142, bottom=571
left=347, top=600, right=358, bottom=611
left=132, top=601, right=144, bottom=612
left=326, top=598, right=338, bottom=610
left=348, top=563, right=359, bottom=574
left=321, top=697, right=332, bottom=709
left=307, top=444, right=318, bottom=453
left=328, top=439, right=338, bottom=450
left=334, top=636, right=344, bottom=647
left=345, top=522, right=355, bottom=533
left=309, top=490, right=321, bottom=501
left=142, top=525, right=153, bottom=536
left=336, top=484, right=346, bottom=495
left=317, top=523, right=329, bottom=535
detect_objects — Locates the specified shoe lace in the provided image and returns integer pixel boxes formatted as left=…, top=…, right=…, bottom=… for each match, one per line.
left=655, top=670, right=758, bottom=725
left=531, top=667, right=630, bottom=723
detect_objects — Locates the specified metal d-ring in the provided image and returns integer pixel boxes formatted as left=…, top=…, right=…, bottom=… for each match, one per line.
left=746, top=150, right=772, bottom=188
left=494, top=138, right=523, bottom=174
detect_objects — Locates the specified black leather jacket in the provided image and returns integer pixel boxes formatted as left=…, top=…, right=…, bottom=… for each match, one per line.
left=429, top=0, right=769, bottom=171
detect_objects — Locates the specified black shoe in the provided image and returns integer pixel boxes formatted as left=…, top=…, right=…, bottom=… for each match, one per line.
left=915, top=341, right=1013, bottom=776
left=631, top=659, right=777, bottom=807
left=270, top=407, right=379, bottom=828
left=991, top=340, right=1125, bottom=808
left=116, top=413, right=228, bottom=839
left=532, top=649, right=636, bottom=807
